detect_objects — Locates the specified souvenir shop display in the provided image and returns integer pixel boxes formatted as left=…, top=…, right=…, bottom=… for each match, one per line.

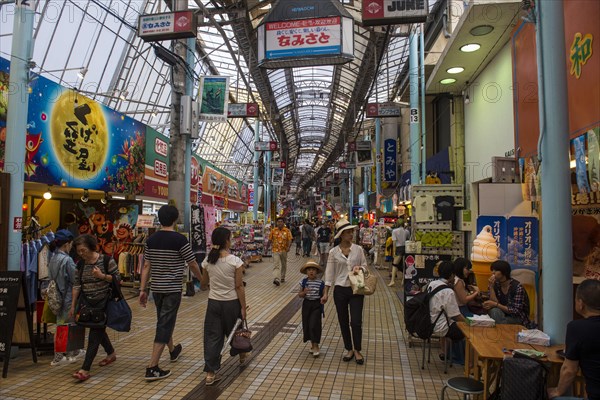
left=242, top=225, right=262, bottom=263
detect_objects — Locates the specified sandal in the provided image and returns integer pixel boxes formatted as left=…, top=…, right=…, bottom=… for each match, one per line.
left=98, top=355, right=116, bottom=367
left=72, top=371, right=91, bottom=381
left=206, top=374, right=221, bottom=386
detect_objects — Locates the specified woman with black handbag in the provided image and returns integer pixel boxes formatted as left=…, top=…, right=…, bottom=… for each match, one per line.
left=69, top=234, right=119, bottom=381
left=201, top=227, right=247, bottom=386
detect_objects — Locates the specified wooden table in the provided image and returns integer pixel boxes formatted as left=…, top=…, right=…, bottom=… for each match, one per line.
left=458, top=323, right=565, bottom=399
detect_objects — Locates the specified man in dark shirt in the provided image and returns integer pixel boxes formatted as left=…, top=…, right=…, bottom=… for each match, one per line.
left=548, top=279, right=600, bottom=400
left=316, top=222, right=332, bottom=267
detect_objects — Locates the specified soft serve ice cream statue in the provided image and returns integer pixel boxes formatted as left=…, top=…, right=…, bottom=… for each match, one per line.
left=471, top=225, right=499, bottom=289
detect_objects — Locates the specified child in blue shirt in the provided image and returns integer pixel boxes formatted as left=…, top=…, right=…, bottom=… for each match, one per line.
left=298, top=260, right=325, bottom=357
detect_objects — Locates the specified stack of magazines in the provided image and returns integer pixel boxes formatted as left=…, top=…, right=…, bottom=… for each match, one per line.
left=466, top=314, right=496, bottom=327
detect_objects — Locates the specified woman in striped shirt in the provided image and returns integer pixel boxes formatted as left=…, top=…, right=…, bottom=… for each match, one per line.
left=70, top=234, right=119, bottom=381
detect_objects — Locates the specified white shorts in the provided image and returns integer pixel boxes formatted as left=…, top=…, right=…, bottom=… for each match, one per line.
left=318, top=242, right=330, bottom=253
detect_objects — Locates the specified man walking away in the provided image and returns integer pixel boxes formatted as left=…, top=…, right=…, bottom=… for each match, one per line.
left=301, top=219, right=315, bottom=257
left=139, top=205, right=203, bottom=381
left=317, top=221, right=332, bottom=267
left=268, top=217, right=293, bottom=286
left=389, top=222, right=409, bottom=286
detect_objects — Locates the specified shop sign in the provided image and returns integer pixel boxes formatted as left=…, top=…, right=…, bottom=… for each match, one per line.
left=13, top=217, right=22, bottom=232
left=263, top=17, right=342, bottom=60
left=190, top=205, right=206, bottom=252
left=362, top=0, right=429, bottom=26
left=198, top=76, right=229, bottom=122
left=0, top=57, right=146, bottom=193
left=248, top=189, right=254, bottom=207
left=136, top=215, right=155, bottom=228
left=202, top=165, right=240, bottom=201
left=145, top=127, right=169, bottom=199
left=254, top=141, right=278, bottom=151
left=366, top=102, right=401, bottom=118
left=569, top=33, right=593, bottom=79
left=339, top=161, right=357, bottom=169
left=227, top=103, right=259, bottom=118
left=572, top=190, right=600, bottom=206
left=507, top=217, right=539, bottom=272
left=138, top=11, right=197, bottom=42
left=356, top=141, right=373, bottom=167
left=384, top=138, right=397, bottom=182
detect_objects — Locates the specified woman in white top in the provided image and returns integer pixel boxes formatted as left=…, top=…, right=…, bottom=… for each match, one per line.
left=321, top=219, right=368, bottom=365
left=201, top=227, right=248, bottom=385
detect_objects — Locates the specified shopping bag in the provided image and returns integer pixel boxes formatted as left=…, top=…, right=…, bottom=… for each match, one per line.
left=42, top=298, right=57, bottom=324
left=55, top=324, right=85, bottom=353
left=231, top=320, right=253, bottom=353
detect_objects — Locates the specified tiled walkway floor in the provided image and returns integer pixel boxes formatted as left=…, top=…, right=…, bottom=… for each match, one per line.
left=0, top=255, right=464, bottom=399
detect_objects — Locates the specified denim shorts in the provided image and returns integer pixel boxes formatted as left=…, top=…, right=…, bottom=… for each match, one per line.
left=152, top=292, right=182, bottom=344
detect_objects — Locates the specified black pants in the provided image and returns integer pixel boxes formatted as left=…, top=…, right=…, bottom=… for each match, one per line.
left=333, top=286, right=364, bottom=351
left=302, top=299, right=322, bottom=344
left=203, top=298, right=242, bottom=373
left=302, top=238, right=312, bottom=256
left=82, top=326, right=114, bottom=371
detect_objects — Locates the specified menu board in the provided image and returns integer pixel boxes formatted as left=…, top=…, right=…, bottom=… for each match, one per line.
left=0, top=271, right=36, bottom=378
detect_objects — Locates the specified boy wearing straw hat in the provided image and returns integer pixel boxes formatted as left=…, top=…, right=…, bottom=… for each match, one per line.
left=298, top=260, right=325, bottom=357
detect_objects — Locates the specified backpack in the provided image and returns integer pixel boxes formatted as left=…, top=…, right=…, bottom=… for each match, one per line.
left=489, top=352, right=549, bottom=400
left=46, top=254, right=70, bottom=315
left=404, top=284, right=450, bottom=339
left=46, top=280, right=63, bottom=315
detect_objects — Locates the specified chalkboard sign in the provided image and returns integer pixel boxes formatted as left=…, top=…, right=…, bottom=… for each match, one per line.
left=0, top=271, right=37, bottom=378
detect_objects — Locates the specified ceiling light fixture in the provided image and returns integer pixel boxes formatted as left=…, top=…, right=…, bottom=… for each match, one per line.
left=440, top=78, right=457, bottom=85
left=100, top=191, right=110, bottom=205
left=446, top=67, right=464, bottom=74
left=470, top=25, right=494, bottom=36
left=460, top=43, right=481, bottom=53
left=151, top=109, right=158, bottom=118
left=43, top=185, right=52, bottom=200
left=119, top=90, right=128, bottom=101
left=463, top=81, right=471, bottom=104
left=77, top=67, right=88, bottom=79
left=81, top=189, right=89, bottom=203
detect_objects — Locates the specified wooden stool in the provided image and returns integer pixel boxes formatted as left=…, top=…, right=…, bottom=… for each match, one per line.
left=440, top=377, right=484, bottom=400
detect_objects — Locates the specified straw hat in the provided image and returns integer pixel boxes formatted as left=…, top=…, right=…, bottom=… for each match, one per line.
left=334, top=218, right=357, bottom=239
left=300, top=260, right=323, bottom=274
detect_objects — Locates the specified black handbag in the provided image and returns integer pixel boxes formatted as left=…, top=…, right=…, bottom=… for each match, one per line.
left=76, top=293, right=108, bottom=328
left=231, top=320, right=252, bottom=353
left=106, top=278, right=132, bottom=332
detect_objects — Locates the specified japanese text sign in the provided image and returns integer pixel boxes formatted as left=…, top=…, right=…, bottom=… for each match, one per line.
left=265, top=17, right=342, bottom=60
left=384, top=138, right=397, bottom=182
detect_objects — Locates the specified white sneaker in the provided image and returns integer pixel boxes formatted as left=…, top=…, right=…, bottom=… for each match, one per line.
left=50, top=355, right=68, bottom=366
left=68, top=349, right=86, bottom=363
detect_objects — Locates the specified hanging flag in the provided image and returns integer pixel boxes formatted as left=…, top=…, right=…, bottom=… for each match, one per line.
left=573, top=135, right=591, bottom=193
left=587, top=127, right=600, bottom=192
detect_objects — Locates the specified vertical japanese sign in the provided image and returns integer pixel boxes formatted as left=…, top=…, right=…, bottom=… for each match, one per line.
left=476, top=216, right=508, bottom=260
left=507, top=217, right=539, bottom=272
left=384, top=138, right=397, bottom=182
left=573, top=135, right=591, bottom=193
left=265, top=17, right=341, bottom=59
left=144, top=127, right=168, bottom=199
left=198, top=76, right=229, bottom=122
left=588, top=127, right=600, bottom=192
left=190, top=204, right=206, bottom=253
